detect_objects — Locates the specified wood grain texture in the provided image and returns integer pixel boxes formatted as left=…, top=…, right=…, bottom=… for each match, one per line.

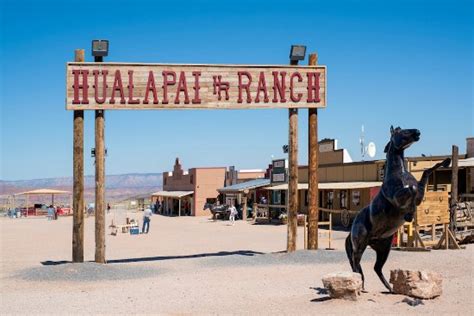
left=66, top=63, right=327, bottom=110
left=307, top=53, right=319, bottom=250
left=287, top=108, right=298, bottom=252
left=72, top=49, right=85, bottom=263
left=95, top=110, right=106, bottom=263
left=416, top=191, right=449, bottom=226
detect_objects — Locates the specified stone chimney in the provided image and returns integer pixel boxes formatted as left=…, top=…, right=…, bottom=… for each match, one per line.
left=467, top=137, right=474, bottom=158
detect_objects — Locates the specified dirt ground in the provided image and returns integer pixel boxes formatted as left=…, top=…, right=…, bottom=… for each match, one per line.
left=1, top=209, right=472, bottom=315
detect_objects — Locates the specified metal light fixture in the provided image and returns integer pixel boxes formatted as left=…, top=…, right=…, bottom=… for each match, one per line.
left=289, top=45, right=306, bottom=61
left=91, top=148, right=107, bottom=157
left=91, top=39, right=109, bottom=57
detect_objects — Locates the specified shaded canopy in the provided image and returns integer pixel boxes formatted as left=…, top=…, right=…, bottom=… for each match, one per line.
left=151, top=191, right=193, bottom=198
left=14, top=189, right=71, bottom=196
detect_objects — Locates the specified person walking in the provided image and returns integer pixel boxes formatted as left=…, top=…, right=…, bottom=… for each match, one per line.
left=142, top=207, right=153, bottom=234
left=47, top=205, right=54, bottom=221
left=228, top=204, right=237, bottom=226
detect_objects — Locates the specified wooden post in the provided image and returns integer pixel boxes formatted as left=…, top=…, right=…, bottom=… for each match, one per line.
left=450, top=145, right=458, bottom=232
left=72, top=49, right=85, bottom=263
left=267, top=190, right=271, bottom=223
left=287, top=106, right=299, bottom=252
left=242, top=192, right=248, bottom=221
left=308, top=52, right=319, bottom=250
left=303, top=215, right=308, bottom=249
left=95, top=109, right=106, bottom=263
left=444, top=223, right=449, bottom=250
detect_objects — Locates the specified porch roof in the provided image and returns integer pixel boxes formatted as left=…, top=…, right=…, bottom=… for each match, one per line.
left=151, top=191, right=194, bottom=198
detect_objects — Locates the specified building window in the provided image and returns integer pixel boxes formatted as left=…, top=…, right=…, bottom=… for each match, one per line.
left=352, top=190, right=360, bottom=206
left=327, top=191, right=334, bottom=209
left=274, top=191, right=281, bottom=204
left=190, top=175, right=194, bottom=184
left=164, top=177, right=167, bottom=185
left=340, top=190, right=348, bottom=209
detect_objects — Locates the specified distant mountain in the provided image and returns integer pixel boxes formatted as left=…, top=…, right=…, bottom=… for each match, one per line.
left=1, top=173, right=162, bottom=190
left=0, top=173, right=163, bottom=203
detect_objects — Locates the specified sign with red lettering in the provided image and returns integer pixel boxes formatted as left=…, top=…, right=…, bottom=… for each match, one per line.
left=66, top=63, right=326, bottom=110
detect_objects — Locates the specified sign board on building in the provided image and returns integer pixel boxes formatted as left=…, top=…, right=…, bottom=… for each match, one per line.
left=271, top=159, right=288, bottom=184
left=66, top=63, right=326, bottom=110
left=319, top=139, right=336, bottom=153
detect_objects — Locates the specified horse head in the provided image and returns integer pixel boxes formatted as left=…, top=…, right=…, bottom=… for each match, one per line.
left=203, top=203, right=211, bottom=211
left=384, top=126, right=421, bottom=154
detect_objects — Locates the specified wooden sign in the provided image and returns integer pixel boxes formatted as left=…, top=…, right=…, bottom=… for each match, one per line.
left=272, top=159, right=288, bottom=184
left=66, top=63, right=326, bottom=110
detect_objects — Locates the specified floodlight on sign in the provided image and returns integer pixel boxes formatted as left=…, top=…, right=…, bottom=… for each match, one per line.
left=289, top=45, right=306, bottom=61
left=91, top=40, right=109, bottom=57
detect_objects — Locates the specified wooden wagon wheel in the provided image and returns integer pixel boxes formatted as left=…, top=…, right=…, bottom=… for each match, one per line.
left=341, top=209, right=351, bottom=228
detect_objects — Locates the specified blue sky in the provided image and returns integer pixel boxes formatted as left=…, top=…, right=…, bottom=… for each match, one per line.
left=1, top=0, right=472, bottom=180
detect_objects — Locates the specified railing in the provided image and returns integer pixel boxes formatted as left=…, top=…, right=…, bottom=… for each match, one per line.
left=253, top=203, right=342, bottom=249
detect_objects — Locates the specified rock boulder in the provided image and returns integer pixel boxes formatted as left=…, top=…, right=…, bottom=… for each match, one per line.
left=390, top=269, right=442, bottom=299
left=322, top=272, right=362, bottom=301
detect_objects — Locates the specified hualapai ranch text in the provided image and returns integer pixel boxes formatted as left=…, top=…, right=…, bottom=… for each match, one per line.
left=66, top=63, right=326, bottom=110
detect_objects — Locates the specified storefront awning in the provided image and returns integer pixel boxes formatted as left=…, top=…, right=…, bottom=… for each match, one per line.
left=151, top=191, right=194, bottom=198
left=218, top=178, right=271, bottom=193
left=265, top=181, right=382, bottom=190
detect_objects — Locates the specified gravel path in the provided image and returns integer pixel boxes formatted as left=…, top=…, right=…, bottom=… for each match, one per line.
left=1, top=212, right=472, bottom=315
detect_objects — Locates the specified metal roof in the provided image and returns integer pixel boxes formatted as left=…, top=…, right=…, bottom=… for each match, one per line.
left=218, top=178, right=271, bottom=193
left=456, top=158, right=474, bottom=168
left=265, top=181, right=382, bottom=190
left=151, top=191, right=194, bottom=198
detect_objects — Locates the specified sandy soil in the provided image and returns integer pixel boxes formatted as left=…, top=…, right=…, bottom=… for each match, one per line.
left=1, top=209, right=472, bottom=315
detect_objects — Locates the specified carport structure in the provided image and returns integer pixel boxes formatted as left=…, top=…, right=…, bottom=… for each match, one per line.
left=13, top=188, right=72, bottom=217
left=151, top=190, right=194, bottom=216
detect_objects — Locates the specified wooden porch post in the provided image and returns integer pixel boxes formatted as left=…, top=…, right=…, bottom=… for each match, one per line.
left=450, top=145, right=458, bottom=232
left=72, top=49, right=85, bottom=263
left=242, top=191, right=248, bottom=221
left=307, top=52, right=319, bottom=250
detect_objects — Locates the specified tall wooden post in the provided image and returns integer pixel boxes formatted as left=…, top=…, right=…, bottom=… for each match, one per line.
left=72, top=49, right=85, bottom=263
left=450, top=145, right=458, bottom=232
left=288, top=108, right=299, bottom=252
left=307, top=52, right=319, bottom=250
left=95, top=110, right=106, bottom=263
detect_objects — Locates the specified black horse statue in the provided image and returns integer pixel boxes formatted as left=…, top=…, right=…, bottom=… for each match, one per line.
left=345, top=126, right=451, bottom=292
